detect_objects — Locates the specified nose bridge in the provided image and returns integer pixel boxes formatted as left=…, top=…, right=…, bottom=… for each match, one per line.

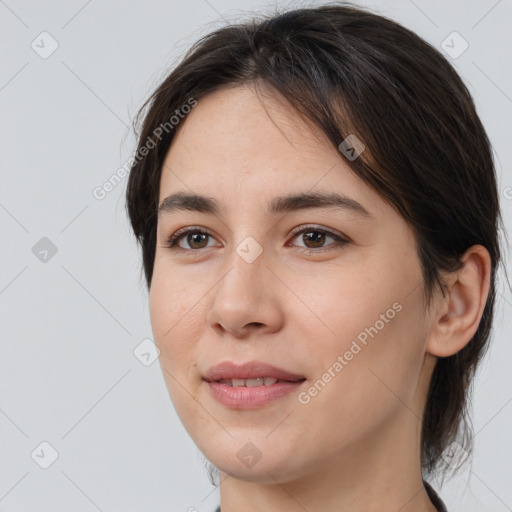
left=206, top=233, right=283, bottom=336
left=223, top=201, right=269, bottom=281
left=219, top=233, right=267, bottom=305
left=235, top=233, right=265, bottom=266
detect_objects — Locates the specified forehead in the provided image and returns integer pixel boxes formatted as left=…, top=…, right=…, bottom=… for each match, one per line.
left=164, top=85, right=329, bottom=167
left=158, top=85, right=388, bottom=219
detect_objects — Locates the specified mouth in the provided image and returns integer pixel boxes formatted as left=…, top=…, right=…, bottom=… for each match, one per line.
left=203, top=360, right=306, bottom=383
left=214, top=377, right=305, bottom=387
left=203, top=360, right=306, bottom=409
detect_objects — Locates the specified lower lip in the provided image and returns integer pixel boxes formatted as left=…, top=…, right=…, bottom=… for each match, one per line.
left=206, top=380, right=306, bottom=409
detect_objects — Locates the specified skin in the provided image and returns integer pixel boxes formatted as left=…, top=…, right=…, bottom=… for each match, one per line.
left=149, top=84, right=491, bottom=512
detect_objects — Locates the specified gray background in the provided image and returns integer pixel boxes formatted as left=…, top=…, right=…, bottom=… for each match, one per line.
left=1, top=0, right=511, bottom=510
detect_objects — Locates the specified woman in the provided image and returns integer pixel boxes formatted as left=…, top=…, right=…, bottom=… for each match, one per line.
left=125, top=3, right=505, bottom=511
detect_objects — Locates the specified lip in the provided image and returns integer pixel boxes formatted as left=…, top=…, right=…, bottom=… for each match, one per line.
left=203, top=360, right=306, bottom=382
left=203, top=360, right=306, bottom=409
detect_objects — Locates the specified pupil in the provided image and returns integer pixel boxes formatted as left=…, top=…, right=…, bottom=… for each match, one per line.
left=305, top=231, right=324, bottom=247
left=189, top=233, right=207, bottom=248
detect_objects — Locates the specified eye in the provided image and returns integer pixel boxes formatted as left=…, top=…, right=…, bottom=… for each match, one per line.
left=162, top=224, right=349, bottom=254
left=163, top=226, right=218, bottom=251
left=287, top=224, right=349, bottom=252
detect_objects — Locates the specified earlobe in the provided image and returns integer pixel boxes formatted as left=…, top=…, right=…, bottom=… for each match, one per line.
left=427, top=244, right=491, bottom=358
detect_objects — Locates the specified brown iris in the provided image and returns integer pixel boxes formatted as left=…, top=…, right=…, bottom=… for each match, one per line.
left=187, top=232, right=209, bottom=249
left=302, top=230, right=325, bottom=248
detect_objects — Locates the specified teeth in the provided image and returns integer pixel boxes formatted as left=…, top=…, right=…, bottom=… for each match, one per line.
left=245, top=378, right=263, bottom=387
left=217, top=377, right=279, bottom=387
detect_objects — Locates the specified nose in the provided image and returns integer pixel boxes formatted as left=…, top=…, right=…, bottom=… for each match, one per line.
left=205, top=245, right=285, bottom=339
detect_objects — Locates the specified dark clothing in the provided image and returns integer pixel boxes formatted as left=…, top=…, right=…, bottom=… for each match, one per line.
left=424, top=480, right=448, bottom=512
left=214, top=479, right=447, bottom=511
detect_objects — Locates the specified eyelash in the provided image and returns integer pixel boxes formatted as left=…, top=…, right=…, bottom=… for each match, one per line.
left=162, top=224, right=350, bottom=254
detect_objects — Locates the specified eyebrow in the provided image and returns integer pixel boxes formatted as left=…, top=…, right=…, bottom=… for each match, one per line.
left=158, top=191, right=373, bottom=219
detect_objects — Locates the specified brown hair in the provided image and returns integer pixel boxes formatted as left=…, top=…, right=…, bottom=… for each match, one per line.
left=125, top=2, right=507, bottom=480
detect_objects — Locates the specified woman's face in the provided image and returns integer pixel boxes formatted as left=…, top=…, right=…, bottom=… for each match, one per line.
left=149, top=84, right=438, bottom=484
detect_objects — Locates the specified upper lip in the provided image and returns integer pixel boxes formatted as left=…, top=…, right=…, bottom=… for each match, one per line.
left=203, top=361, right=306, bottom=382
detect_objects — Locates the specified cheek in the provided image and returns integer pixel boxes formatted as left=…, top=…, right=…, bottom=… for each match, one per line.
left=290, top=262, right=396, bottom=339
left=149, top=276, right=207, bottom=418
left=293, top=299, right=426, bottom=450
left=148, top=270, right=203, bottom=371
left=294, top=258, right=425, bottom=393
left=149, top=256, right=205, bottom=334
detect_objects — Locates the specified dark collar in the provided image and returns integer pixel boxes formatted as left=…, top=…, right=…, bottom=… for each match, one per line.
left=424, top=480, right=448, bottom=511
left=215, top=480, right=448, bottom=512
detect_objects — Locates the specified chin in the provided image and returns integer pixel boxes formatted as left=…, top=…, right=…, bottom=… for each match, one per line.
left=216, top=461, right=298, bottom=485
left=203, top=444, right=306, bottom=485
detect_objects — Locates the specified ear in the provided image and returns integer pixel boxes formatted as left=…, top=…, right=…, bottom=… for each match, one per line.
left=426, top=245, right=492, bottom=358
